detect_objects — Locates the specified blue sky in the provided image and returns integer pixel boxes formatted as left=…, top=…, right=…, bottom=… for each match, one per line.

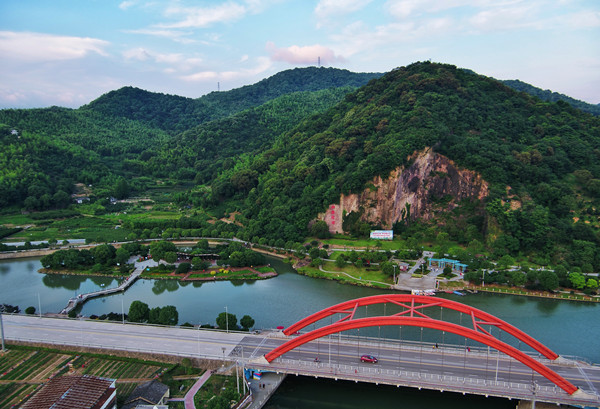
left=0, top=0, right=598, bottom=108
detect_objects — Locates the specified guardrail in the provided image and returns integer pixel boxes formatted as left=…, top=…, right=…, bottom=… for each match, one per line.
left=249, top=358, right=600, bottom=407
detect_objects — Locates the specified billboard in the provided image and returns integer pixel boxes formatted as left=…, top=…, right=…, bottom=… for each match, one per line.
left=370, top=230, right=393, bottom=240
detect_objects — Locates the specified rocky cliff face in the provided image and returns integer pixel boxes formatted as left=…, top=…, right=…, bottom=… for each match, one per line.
left=319, top=148, right=489, bottom=233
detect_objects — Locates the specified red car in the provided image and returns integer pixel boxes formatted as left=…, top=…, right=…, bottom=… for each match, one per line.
left=360, top=355, right=378, bottom=363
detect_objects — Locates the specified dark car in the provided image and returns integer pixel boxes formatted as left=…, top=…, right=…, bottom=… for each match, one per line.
left=360, top=354, right=378, bottom=363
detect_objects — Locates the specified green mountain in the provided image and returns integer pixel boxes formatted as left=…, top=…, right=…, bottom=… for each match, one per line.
left=211, top=62, right=600, bottom=267
left=0, top=68, right=377, bottom=210
left=82, top=67, right=383, bottom=133
left=2, top=61, right=600, bottom=269
left=502, top=79, right=600, bottom=116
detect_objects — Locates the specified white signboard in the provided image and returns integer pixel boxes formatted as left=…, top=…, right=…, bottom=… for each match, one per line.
left=370, top=230, right=393, bottom=240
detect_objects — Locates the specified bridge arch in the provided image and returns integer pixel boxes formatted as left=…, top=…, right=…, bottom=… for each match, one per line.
left=265, top=315, right=578, bottom=395
left=283, top=294, right=559, bottom=360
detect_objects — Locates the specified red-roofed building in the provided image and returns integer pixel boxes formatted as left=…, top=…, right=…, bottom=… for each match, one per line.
left=21, top=374, right=116, bottom=409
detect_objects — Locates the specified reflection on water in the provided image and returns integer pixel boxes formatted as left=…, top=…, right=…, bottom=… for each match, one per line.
left=152, top=279, right=180, bottom=295
left=0, top=256, right=599, bottom=363
left=536, top=298, right=560, bottom=314
left=267, top=376, right=514, bottom=409
left=1, top=255, right=600, bottom=409
left=43, top=274, right=87, bottom=291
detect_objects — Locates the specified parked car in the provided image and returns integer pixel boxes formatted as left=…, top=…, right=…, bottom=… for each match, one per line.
left=360, top=354, right=378, bottom=363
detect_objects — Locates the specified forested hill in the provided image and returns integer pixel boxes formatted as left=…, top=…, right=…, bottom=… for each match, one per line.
left=502, top=79, right=600, bottom=116
left=216, top=62, right=600, bottom=267
left=82, top=67, right=383, bottom=133
left=0, top=68, right=369, bottom=210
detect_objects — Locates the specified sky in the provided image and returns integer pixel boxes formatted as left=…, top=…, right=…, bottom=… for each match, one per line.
left=0, top=0, right=599, bottom=109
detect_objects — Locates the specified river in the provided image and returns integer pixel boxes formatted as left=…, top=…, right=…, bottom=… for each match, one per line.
left=0, top=256, right=598, bottom=408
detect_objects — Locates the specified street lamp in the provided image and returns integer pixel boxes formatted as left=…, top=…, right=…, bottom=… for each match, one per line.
left=225, top=306, right=228, bottom=333
left=0, top=311, right=5, bottom=352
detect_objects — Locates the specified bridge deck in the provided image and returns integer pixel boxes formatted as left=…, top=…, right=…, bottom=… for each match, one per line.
left=2, top=315, right=599, bottom=407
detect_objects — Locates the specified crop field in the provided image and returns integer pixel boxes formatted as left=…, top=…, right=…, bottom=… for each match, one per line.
left=0, top=348, right=171, bottom=408
left=75, top=356, right=163, bottom=379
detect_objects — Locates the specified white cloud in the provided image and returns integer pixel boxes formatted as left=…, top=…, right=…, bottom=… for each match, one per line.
left=385, top=0, right=527, bottom=18
left=468, top=3, right=537, bottom=32
left=0, top=31, right=109, bottom=62
left=125, top=28, right=197, bottom=44
left=315, top=0, right=373, bottom=25
left=331, top=16, right=453, bottom=58
left=266, top=42, right=345, bottom=64
left=119, top=1, right=136, bottom=10
left=181, top=56, right=272, bottom=82
left=122, top=47, right=204, bottom=70
left=160, top=2, right=248, bottom=29
left=565, top=10, right=600, bottom=28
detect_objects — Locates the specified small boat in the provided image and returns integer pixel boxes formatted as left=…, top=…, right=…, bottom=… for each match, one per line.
left=453, top=291, right=465, bottom=296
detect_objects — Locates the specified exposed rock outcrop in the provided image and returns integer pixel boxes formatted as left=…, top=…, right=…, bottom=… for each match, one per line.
left=319, top=148, right=489, bottom=233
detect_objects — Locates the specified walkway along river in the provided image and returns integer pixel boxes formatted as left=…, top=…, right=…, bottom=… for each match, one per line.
left=1, top=256, right=599, bottom=408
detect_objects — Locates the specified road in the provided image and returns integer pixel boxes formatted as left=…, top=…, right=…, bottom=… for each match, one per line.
left=3, top=315, right=600, bottom=406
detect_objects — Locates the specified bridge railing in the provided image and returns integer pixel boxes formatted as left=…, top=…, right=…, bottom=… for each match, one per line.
left=257, top=358, right=599, bottom=406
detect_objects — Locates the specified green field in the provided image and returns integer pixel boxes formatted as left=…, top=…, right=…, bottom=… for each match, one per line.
left=0, top=347, right=174, bottom=408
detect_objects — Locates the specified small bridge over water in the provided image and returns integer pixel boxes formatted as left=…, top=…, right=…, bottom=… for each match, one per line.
left=60, top=259, right=155, bottom=315
left=242, top=295, right=600, bottom=408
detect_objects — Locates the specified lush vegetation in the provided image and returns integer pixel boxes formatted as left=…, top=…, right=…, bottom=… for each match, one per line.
left=0, top=67, right=378, bottom=210
left=502, top=79, right=600, bottom=116
left=3, top=62, right=600, bottom=276
left=128, top=300, right=179, bottom=325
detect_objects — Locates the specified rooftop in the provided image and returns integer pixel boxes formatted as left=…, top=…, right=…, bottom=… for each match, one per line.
left=21, top=374, right=116, bottom=409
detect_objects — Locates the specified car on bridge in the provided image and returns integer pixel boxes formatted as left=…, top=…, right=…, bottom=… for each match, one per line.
left=360, top=354, right=378, bottom=363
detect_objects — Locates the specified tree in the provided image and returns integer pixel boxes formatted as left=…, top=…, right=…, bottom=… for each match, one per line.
left=586, top=278, right=598, bottom=290
left=115, top=247, right=130, bottom=265
left=93, top=244, right=116, bottom=266
left=25, top=306, right=36, bottom=315
left=192, top=257, right=210, bottom=271
left=335, top=255, right=347, bottom=268
left=150, top=240, right=177, bottom=262
left=497, top=255, right=515, bottom=270
left=164, top=251, right=177, bottom=264
left=216, top=312, right=237, bottom=330
left=443, top=265, right=452, bottom=276
left=310, top=220, right=331, bottom=239
left=569, top=272, right=586, bottom=289
left=149, top=307, right=161, bottom=324
left=176, top=262, right=191, bottom=274
left=380, top=261, right=395, bottom=277
left=538, top=271, right=559, bottom=291
left=128, top=300, right=149, bottom=322
left=158, top=305, right=179, bottom=326
left=114, top=178, right=130, bottom=200
left=240, top=315, right=255, bottom=331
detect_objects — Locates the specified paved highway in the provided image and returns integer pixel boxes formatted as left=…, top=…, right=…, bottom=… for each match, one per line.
left=4, top=315, right=600, bottom=405
left=236, top=334, right=600, bottom=393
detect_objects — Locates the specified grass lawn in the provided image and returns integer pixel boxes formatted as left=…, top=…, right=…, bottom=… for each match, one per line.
left=298, top=262, right=391, bottom=288
left=194, top=375, right=241, bottom=409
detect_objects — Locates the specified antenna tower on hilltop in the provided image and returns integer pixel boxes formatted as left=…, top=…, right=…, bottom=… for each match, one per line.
left=318, top=56, right=321, bottom=67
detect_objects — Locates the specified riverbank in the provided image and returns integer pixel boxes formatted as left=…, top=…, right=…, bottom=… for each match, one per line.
left=470, top=284, right=600, bottom=303
left=141, top=265, right=277, bottom=282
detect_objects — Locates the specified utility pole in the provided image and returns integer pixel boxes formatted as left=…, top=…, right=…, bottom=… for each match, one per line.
left=225, top=306, right=228, bottom=333
left=0, top=312, right=6, bottom=352
left=37, top=293, right=41, bottom=318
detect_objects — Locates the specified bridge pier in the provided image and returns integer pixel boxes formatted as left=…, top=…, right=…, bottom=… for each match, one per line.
left=245, top=371, right=286, bottom=409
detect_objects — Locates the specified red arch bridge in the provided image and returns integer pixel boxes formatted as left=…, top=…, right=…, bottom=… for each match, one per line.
left=241, top=295, right=600, bottom=406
